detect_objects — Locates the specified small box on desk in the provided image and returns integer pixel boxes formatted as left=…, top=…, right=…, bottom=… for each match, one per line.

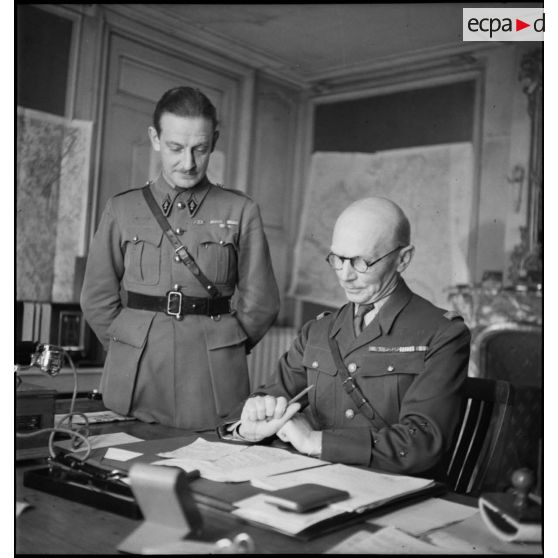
left=16, top=381, right=56, bottom=460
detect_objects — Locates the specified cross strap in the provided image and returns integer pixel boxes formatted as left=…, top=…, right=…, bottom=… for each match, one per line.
left=327, top=316, right=389, bottom=431
left=141, top=185, right=220, bottom=298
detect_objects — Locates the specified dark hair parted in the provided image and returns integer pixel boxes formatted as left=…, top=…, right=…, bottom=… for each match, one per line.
left=153, top=86, right=218, bottom=135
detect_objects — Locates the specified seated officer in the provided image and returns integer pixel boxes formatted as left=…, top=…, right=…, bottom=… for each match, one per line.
left=220, top=197, right=471, bottom=480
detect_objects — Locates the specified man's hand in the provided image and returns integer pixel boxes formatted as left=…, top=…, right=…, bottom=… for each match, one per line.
left=277, top=413, right=322, bottom=457
left=232, top=395, right=301, bottom=442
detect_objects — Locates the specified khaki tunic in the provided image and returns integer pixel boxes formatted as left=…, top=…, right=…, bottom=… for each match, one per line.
left=244, top=280, right=470, bottom=480
left=81, top=175, right=280, bottom=429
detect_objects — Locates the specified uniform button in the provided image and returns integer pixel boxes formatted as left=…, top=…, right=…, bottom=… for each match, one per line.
left=219, top=240, right=225, bottom=245
left=175, top=228, right=184, bottom=235
left=345, top=409, right=355, bottom=420
left=347, top=362, right=357, bottom=374
left=132, top=235, right=139, bottom=242
left=174, top=255, right=181, bottom=262
left=312, top=361, right=319, bottom=369
left=177, top=201, right=186, bottom=209
left=112, top=336, right=117, bottom=341
left=373, top=438, right=379, bottom=445
left=387, top=365, right=394, bottom=372
left=399, top=450, right=407, bottom=457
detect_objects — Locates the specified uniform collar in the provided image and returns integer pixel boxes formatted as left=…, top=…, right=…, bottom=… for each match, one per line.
left=375, top=278, right=413, bottom=335
left=152, top=174, right=213, bottom=214
left=330, top=278, right=413, bottom=353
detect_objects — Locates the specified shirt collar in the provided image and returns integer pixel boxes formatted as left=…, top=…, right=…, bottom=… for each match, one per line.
left=332, top=277, right=412, bottom=337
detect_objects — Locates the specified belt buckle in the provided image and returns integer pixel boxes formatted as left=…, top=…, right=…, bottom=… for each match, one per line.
left=166, top=290, right=183, bottom=320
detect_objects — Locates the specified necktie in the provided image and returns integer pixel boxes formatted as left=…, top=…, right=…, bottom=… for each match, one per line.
left=354, top=303, right=375, bottom=337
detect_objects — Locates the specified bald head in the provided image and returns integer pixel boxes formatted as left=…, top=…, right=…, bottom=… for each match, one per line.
left=330, top=198, right=413, bottom=304
left=333, top=197, right=410, bottom=252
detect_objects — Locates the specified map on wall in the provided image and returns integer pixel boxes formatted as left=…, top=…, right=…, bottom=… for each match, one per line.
left=289, top=143, right=474, bottom=308
left=17, top=107, right=93, bottom=302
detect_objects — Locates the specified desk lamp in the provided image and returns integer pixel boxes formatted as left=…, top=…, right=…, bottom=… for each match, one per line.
left=16, top=343, right=91, bottom=461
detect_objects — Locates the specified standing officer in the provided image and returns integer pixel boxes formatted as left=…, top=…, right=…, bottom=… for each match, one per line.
left=81, top=86, right=280, bottom=430
left=221, top=197, right=470, bottom=480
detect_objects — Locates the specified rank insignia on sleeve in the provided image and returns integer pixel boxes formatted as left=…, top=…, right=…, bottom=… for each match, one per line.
left=162, top=194, right=172, bottom=216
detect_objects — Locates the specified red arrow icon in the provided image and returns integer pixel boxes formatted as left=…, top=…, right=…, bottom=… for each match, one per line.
left=516, top=18, right=530, bottom=31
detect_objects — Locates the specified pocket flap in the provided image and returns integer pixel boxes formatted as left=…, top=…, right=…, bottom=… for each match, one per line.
left=360, top=352, right=425, bottom=377
left=195, top=227, right=237, bottom=246
left=107, top=309, right=155, bottom=348
left=302, top=346, right=338, bottom=376
left=205, top=315, right=248, bottom=350
left=123, top=227, right=163, bottom=247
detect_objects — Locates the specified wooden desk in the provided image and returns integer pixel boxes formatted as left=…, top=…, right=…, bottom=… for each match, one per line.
left=16, top=416, right=379, bottom=554
left=15, top=406, right=541, bottom=554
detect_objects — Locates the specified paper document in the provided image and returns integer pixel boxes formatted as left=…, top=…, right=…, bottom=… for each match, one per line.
left=153, top=443, right=327, bottom=482
left=252, top=463, right=434, bottom=513
left=232, top=494, right=341, bottom=536
left=368, top=497, right=477, bottom=535
left=425, top=512, right=542, bottom=554
left=104, top=447, right=143, bottom=462
left=326, top=527, right=451, bottom=554
left=158, top=437, right=249, bottom=460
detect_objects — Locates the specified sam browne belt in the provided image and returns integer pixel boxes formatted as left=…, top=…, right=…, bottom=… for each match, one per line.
left=125, top=290, right=231, bottom=320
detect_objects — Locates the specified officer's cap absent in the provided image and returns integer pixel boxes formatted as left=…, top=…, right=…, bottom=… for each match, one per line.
left=334, top=197, right=411, bottom=249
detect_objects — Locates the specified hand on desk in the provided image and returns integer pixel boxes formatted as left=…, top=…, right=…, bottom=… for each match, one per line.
left=235, top=395, right=301, bottom=441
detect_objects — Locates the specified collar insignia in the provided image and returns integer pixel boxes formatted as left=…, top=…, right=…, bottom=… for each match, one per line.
left=187, top=195, right=199, bottom=216
left=162, top=194, right=172, bottom=216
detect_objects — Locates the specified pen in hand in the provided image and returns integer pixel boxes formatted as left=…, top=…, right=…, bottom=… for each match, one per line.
left=284, top=384, right=315, bottom=407
left=228, top=384, right=315, bottom=432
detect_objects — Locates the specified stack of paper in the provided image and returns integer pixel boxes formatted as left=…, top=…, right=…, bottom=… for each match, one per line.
left=232, top=464, right=436, bottom=537
left=151, top=438, right=328, bottom=483
left=252, top=463, right=435, bottom=513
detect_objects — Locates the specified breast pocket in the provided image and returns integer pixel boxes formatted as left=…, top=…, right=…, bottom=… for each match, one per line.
left=360, top=352, right=426, bottom=410
left=194, top=228, right=238, bottom=285
left=302, top=346, right=338, bottom=427
left=122, top=227, right=163, bottom=286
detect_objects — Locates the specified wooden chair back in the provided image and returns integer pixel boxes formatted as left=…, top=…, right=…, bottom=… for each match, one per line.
left=446, top=377, right=513, bottom=495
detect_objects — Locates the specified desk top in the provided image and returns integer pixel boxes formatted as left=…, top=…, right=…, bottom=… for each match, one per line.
left=15, top=403, right=542, bottom=555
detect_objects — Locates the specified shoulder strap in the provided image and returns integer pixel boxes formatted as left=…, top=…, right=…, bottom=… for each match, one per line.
left=327, top=319, right=389, bottom=431
left=141, top=185, right=220, bottom=298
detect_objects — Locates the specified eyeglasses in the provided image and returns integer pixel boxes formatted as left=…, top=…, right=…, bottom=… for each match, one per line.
left=325, top=246, right=404, bottom=273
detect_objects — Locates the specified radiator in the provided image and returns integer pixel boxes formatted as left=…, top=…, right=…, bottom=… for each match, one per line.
left=247, top=327, right=298, bottom=390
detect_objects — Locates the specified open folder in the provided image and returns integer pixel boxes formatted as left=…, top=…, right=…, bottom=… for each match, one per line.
left=232, top=464, right=441, bottom=538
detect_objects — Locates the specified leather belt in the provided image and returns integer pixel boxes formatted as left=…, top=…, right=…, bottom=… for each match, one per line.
left=125, top=290, right=231, bottom=320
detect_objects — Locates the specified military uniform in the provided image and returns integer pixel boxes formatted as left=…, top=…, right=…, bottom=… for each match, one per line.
left=81, top=174, right=280, bottom=430
left=238, top=280, right=470, bottom=479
